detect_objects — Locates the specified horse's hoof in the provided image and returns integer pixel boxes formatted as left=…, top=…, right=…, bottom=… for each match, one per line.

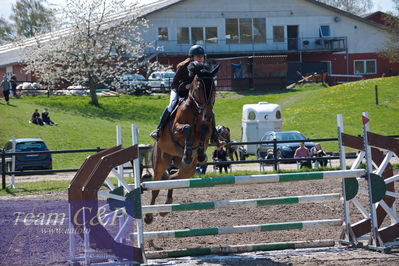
left=144, top=214, right=153, bottom=224
left=198, top=154, right=208, bottom=164
left=149, top=240, right=163, bottom=251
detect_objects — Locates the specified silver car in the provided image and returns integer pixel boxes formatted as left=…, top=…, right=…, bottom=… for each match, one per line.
left=148, top=71, right=175, bottom=93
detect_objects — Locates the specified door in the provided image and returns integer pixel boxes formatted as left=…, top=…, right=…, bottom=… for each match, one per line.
left=287, top=25, right=298, bottom=50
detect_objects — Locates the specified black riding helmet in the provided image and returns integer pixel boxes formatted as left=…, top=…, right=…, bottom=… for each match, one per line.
left=188, top=45, right=205, bottom=56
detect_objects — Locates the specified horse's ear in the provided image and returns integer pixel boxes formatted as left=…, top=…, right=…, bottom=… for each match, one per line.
left=211, top=65, right=220, bottom=76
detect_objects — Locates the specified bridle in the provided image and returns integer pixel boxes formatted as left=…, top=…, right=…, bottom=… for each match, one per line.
left=189, top=74, right=215, bottom=116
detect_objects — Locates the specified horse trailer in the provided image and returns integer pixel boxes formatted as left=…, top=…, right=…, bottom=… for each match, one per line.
left=241, top=102, right=282, bottom=158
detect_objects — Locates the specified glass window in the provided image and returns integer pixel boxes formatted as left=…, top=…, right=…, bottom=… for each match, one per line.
left=354, top=61, right=364, bottom=74
left=205, top=27, right=217, bottom=43
left=253, top=18, right=266, bottom=43
left=366, top=60, right=376, bottom=73
left=354, top=60, right=376, bottom=74
left=239, top=18, right=252, bottom=44
left=191, top=27, right=204, bottom=43
left=319, top=25, right=330, bottom=37
left=226, top=18, right=238, bottom=44
left=158, top=27, right=168, bottom=41
left=177, top=27, right=189, bottom=44
left=273, top=26, right=284, bottom=42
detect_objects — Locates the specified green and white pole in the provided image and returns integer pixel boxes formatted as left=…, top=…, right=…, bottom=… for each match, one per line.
left=134, top=219, right=342, bottom=240
left=141, top=170, right=366, bottom=191
left=142, top=193, right=341, bottom=214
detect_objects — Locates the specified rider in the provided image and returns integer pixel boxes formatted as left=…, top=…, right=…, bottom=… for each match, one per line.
left=150, top=44, right=219, bottom=144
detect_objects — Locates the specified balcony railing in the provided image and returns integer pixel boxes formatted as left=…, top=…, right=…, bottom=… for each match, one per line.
left=147, top=36, right=347, bottom=55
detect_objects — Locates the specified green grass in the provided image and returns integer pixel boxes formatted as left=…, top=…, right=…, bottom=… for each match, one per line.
left=1, top=76, right=398, bottom=171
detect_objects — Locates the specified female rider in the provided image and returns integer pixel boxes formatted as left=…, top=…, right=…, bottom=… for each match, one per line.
left=150, top=44, right=219, bottom=144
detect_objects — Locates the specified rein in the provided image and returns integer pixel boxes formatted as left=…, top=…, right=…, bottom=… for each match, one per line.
left=188, top=76, right=214, bottom=114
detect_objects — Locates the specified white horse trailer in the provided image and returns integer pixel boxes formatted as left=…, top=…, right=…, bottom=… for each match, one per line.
left=241, top=102, right=282, bottom=157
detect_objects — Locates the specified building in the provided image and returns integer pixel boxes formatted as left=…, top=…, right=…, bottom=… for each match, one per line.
left=0, top=0, right=398, bottom=87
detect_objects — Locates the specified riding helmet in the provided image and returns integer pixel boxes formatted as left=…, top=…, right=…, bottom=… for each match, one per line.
left=188, top=45, right=205, bottom=56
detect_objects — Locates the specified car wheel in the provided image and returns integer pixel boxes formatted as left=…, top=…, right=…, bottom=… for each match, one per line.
left=160, top=84, right=165, bottom=93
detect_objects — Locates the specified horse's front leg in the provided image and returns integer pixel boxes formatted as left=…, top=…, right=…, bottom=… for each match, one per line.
left=197, top=124, right=209, bottom=164
left=181, top=124, right=193, bottom=165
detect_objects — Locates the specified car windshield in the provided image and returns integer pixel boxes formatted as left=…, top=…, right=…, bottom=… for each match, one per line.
left=276, top=132, right=306, bottom=141
left=162, top=73, right=175, bottom=79
left=16, top=142, right=47, bottom=151
left=133, top=75, right=145, bottom=80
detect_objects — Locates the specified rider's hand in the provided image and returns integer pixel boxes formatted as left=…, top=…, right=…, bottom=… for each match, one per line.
left=185, top=84, right=190, bottom=90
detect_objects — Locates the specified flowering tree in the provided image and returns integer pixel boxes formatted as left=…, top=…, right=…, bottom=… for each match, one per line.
left=23, top=0, right=153, bottom=106
left=317, top=0, right=373, bottom=15
left=381, top=0, right=399, bottom=63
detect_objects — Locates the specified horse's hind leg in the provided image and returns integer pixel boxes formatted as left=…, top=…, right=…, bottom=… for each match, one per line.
left=145, top=144, right=171, bottom=224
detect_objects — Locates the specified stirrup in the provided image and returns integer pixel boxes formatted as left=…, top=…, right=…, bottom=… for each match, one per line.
left=150, top=129, right=160, bottom=141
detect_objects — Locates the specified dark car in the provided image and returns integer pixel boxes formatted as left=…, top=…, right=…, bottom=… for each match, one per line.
left=3, top=138, right=52, bottom=171
left=258, top=131, right=315, bottom=161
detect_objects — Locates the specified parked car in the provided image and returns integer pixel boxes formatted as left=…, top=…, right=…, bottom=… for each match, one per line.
left=2, top=138, right=52, bottom=171
left=148, top=71, right=175, bottom=92
left=120, top=74, right=150, bottom=95
left=257, top=131, right=315, bottom=161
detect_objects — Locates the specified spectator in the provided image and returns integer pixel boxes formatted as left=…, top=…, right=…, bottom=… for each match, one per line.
left=196, top=164, right=208, bottom=175
left=0, top=76, right=11, bottom=105
left=10, top=74, right=17, bottom=97
left=31, top=109, right=44, bottom=126
left=213, top=146, right=229, bottom=173
left=294, top=142, right=311, bottom=168
left=42, top=107, right=56, bottom=125
left=311, top=143, right=328, bottom=167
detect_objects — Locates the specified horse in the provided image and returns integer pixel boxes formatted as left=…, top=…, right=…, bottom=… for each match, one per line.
left=216, top=125, right=239, bottom=161
left=145, top=64, right=220, bottom=226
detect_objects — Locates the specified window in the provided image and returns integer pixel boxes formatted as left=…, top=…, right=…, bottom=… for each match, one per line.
left=226, top=18, right=239, bottom=44
left=205, top=27, right=217, bottom=43
left=319, top=25, right=330, bottom=37
left=354, top=60, right=377, bottom=74
left=177, top=27, right=189, bottom=44
left=273, top=26, right=284, bottom=42
left=158, top=27, right=168, bottom=41
left=239, top=18, right=252, bottom=44
left=226, top=18, right=266, bottom=44
left=253, top=18, right=266, bottom=43
left=191, top=27, right=204, bottom=43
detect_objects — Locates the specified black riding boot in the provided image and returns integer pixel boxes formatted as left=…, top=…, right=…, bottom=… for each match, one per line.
left=150, top=108, right=170, bottom=141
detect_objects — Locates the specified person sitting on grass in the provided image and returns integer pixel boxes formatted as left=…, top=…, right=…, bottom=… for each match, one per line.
left=294, top=142, right=311, bottom=168
left=42, top=107, right=57, bottom=125
left=31, top=109, right=44, bottom=126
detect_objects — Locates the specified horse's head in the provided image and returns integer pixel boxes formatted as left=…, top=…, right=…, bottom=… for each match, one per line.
left=188, top=64, right=220, bottom=112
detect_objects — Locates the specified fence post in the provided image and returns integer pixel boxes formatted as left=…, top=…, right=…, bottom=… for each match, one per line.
left=375, top=85, right=378, bottom=105
left=273, top=138, right=278, bottom=171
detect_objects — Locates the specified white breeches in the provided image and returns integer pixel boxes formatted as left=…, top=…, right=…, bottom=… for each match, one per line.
left=167, top=90, right=178, bottom=112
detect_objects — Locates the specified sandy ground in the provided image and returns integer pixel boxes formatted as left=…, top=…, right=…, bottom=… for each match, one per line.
left=0, top=162, right=398, bottom=265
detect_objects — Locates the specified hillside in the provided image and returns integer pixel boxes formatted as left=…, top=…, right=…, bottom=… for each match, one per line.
left=1, top=76, right=398, bottom=169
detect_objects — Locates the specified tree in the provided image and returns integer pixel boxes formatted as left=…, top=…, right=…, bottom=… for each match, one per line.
left=10, top=0, right=55, bottom=38
left=0, top=17, right=14, bottom=44
left=23, top=0, right=154, bottom=106
left=317, top=0, right=373, bottom=15
left=381, top=0, right=399, bottom=63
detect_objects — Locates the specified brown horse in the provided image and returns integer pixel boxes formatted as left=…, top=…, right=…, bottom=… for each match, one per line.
left=217, top=125, right=239, bottom=161
left=145, top=64, right=220, bottom=225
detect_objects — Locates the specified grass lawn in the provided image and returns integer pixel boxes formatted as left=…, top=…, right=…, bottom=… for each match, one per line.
left=0, top=76, right=398, bottom=171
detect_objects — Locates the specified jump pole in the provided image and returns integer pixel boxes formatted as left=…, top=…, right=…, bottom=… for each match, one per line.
left=134, top=219, right=342, bottom=240
left=141, top=169, right=366, bottom=191
left=146, top=240, right=336, bottom=259
left=141, top=193, right=341, bottom=214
